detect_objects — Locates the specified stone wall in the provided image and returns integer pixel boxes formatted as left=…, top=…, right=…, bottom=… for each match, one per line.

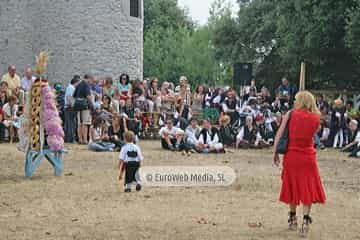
left=0, top=0, right=143, bottom=84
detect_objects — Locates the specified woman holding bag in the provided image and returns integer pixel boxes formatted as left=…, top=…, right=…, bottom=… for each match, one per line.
left=273, top=91, right=326, bottom=238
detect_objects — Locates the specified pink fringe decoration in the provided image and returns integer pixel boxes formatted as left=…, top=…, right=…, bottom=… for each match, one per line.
left=41, top=85, right=64, bottom=151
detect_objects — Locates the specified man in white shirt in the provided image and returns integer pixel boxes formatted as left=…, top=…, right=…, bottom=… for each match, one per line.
left=21, top=67, right=36, bottom=92
left=64, top=75, right=81, bottom=143
left=197, top=119, right=224, bottom=153
left=185, top=118, right=201, bottom=147
left=159, top=119, right=184, bottom=151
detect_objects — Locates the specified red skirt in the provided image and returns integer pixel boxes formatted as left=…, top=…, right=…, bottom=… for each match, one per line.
left=279, top=149, right=326, bottom=205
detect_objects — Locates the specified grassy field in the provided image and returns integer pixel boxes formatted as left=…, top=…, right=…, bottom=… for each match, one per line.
left=0, top=141, right=359, bottom=240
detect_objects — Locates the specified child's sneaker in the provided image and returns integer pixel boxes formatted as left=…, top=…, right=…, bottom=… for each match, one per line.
left=136, top=184, right=142, bottom=192
left=124, top=188, right=131, bottom=193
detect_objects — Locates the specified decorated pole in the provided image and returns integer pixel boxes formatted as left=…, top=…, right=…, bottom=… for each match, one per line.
left=19, top=51, right=66, bottom=178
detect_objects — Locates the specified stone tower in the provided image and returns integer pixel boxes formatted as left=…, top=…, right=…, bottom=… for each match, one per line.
left=0, top=0, right=143, bottom=83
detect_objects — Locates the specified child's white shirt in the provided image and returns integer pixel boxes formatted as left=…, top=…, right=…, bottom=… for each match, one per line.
left=119, top=143, right=144, bottom=162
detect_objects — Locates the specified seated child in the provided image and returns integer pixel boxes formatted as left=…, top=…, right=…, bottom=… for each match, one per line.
left=118, top=131, right=144, bottom=192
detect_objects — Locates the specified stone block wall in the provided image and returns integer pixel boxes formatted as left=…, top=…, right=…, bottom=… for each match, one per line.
left=0, top=0, right=143, bottom=84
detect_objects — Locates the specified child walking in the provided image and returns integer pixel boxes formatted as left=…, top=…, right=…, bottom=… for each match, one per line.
left=118, top=131, right=144, bottom=193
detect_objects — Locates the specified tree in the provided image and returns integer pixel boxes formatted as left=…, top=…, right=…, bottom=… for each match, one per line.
left=211, top=0, right=360, bottom=91
left=143, top=0, right=223, bottom=87
left=346, top=0, right=360, bottom=62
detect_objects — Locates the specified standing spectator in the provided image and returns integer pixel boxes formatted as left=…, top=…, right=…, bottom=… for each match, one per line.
left=21, top=67, right=36, bottom=92
left=2, top=95, right=19, bottom=143
left=64, top=75, right=81, bottom=143
left=73, top=74, right=94, bottom=144
left=276, top=77, right=298, bottom=107
left=330, top=99, right=346, bottom=148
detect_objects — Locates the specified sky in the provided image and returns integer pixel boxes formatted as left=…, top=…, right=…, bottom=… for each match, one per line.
left=178, top=0, right=238, bottom=25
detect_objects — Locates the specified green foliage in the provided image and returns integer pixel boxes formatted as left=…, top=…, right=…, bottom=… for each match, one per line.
left=211, top=0, right=360, bottom=90
left=143, top=0, right=223, bottom=86
left=345, top=0, right=360, bottom=61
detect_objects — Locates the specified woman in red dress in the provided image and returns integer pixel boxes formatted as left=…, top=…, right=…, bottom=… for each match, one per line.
left=273, top=91, right=326, bottom=238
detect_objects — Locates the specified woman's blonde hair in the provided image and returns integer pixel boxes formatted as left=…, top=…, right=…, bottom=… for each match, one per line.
left=294, top=91, right=320, bottom=115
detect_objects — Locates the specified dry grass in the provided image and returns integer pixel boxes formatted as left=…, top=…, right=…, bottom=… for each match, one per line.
left=0, top=142, right=359, bottom=240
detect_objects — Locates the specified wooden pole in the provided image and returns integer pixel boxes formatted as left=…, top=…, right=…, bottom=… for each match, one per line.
left=299, top=62, right=306, bottom=91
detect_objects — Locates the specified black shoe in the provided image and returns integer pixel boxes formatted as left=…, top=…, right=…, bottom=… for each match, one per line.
left=136, top=184, right=142, bottom=192
left=124, top=188, right=131, bottom=193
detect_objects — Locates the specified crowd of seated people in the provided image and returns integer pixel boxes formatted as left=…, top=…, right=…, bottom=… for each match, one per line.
left=0, top=64, right=359, bottom=157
